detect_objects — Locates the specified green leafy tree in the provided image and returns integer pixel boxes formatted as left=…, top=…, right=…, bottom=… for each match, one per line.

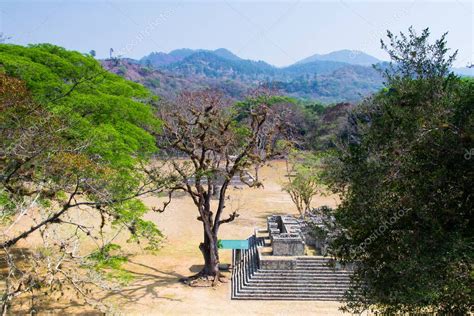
left=0, top=44, right=166, bottom=312
left=282, top=150, right=322, bottom=218
left=323, top=28, right=473, bottom=314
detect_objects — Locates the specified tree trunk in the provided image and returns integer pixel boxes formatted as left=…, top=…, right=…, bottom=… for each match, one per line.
left=199, top=227, right=220, bottom=277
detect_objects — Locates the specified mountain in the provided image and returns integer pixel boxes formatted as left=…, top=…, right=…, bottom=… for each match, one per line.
left=212, top=48, right=242, bottom=61
left=141, top=48, right=243, bottom=68
left=103, top=58, right=249, bottom=99
left=168, top=48, right=196, bottom=59
left=161, top=51, right=277, bottom=81
left=108, top=48, right=387, bottom=103
left=281, top=60, right=351, bottom=77
left=140, top=52, right=181, bottom=67
left=296, top=49, right=381, bottom=66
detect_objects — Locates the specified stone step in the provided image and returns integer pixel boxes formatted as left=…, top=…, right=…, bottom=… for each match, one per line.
left=248, top=278, right=351, bottom=284
left=245, top=282, right=349, bottom=291
left=236, top=283, right=347, bottom=292
left=232, top=293, right=345, bottom=300
left=233, top=296, right=344, bottom=301
left=238, top=285, right=347, bottom=292
left=231, top=236, right=353, bottom=301
left=296, top=261, right=334, bottom=265
left=255, top=270, right=351, bottom=276
left=238, top=290, right=347, bottom=297
left=292, top=269, right=350, bottom=273
left=292, top=269, right=347, bottom=273
left=256, top=267, right=349, bottom=271
left=295, top=263, right=337, bottom=268
left=297, top=256, right=333, bottom=261
left=246, top=279, right=350, bottom=284
left=252, top=271, right=348, bottom=278
left=293, top=266, right=347, bottom=270
left=245, top=280, right=350, bottom=286
left=233, top=297, right=344, bottom=301
left=295, top=264, right=334, bottom=268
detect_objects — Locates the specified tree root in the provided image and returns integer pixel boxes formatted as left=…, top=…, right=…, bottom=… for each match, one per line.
left=179, top=271, right=227, bottom=287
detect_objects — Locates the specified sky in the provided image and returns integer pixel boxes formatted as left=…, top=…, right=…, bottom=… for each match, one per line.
left=1, top=0, right=472, bottom=67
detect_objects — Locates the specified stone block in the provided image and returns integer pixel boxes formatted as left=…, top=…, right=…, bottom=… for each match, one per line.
left=269, top=227, right=280, bottom=236
left=272, top=233, right=305, bottom=256
left=267, top=221, right=279, bottom=232
left=259, top=258, right=297, bottom=270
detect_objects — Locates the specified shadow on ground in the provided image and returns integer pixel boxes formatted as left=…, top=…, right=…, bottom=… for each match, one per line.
left=101, top=260, right=185, bottom=304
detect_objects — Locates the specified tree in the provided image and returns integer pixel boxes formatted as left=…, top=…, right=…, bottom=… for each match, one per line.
left=323, top=28, right=473, bottom=314
left=282, top=151, right=321, bottom=218
left=89, top=49, right=96, bottom=57
left=0, top=44, right=166, bottom=313
left=152, top=89, right=285, bottom=281
left=234, top=93, right=297, bottom=181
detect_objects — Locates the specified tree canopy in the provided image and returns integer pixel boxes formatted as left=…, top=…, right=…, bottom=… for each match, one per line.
left=0, top=44, right=165, bottom=312
left=0, top=43, right=160, bottom=168
left=323, top=28, right=473, bottom=314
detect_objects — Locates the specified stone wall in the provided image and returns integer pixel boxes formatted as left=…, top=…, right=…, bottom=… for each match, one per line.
left=257, top=248, right=297, bottom=270
left=259, top=257, right=297, bottom=270
left=272, top=233, right=305, bottom=256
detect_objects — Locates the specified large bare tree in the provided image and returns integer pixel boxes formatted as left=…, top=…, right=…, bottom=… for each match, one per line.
left=153, top=89, right=286, bottom=281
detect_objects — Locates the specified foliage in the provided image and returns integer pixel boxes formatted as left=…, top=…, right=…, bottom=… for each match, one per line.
left=88, top=243, right=134, bottom=284
left=235, top=97, right=351, bottom=151
left=322, top=28, right=473, bottom=313
left=0, top=43, right=160, bottom=169
left=282, top=151, right=322, bottom=218
left=0, top=44, right=166, bottom=312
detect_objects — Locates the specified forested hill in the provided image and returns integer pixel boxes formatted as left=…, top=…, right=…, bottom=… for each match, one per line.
left=106, top=48, right=472, bottom=103
left=105, top=49, right=385, bottom=103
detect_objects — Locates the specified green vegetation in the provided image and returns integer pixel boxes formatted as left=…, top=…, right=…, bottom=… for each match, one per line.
left=282, top=151, right=322, bottom=218
left=0, top=44, right=166, bottom=312
left=88, top=243, right=134, bottom=284
left=1, top=26, right=471, bottom=314
left=0, top=44, right=160, bottom=168
left=321, top=28, right=473, bottom=313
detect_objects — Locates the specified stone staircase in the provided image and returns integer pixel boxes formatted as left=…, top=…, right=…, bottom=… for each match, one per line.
left=231, top=236, right=352, bottom=300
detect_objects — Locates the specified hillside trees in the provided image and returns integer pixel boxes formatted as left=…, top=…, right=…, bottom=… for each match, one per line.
left=0, top=44, right=167, bottom=312
left=323, top=28, right=473, bottom=313
left=151, top=90, right=288, bottom=281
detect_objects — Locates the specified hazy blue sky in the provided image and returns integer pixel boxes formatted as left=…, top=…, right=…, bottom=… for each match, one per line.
left=1, top=0, right=472, bottom=67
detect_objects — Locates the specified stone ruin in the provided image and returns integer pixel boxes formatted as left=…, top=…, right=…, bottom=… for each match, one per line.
left=231, top=210, right=353, bottom=300
left=264, top=212, right=333, bottom=257
left=266, top=215, right=305, bottom=256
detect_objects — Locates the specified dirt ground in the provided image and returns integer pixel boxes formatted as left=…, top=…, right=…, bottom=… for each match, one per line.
left=97, top=160, right=345, bottom=315
left=7, top=161, right=349, bottom=315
